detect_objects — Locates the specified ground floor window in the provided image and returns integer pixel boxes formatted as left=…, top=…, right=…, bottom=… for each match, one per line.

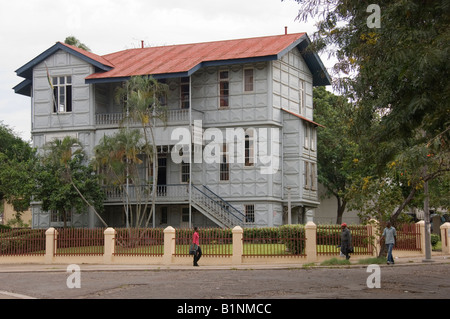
left=245, top=204, right=255, bottom=223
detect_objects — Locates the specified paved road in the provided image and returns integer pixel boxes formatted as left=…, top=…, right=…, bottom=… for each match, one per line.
left=0, top=260, right=449, bottom=300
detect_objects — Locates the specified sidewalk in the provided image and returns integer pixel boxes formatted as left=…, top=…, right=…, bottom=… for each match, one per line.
left=0, top=254, right=448, bottom=273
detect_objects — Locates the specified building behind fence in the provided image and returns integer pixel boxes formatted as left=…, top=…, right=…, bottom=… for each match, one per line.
left=0, top=221, right=448, bottom=265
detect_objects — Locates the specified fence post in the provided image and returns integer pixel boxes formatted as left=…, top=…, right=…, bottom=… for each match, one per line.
left=45, top=227, right=56, bottom=264
left=440, top=222, right=450, bottom=254
left=103, top=228, right=116, bottom=264
left=232, top=226, right=243, bottom=265
left=416, top=221, right=426, bottom=256
left=163, top=226, right=175, bottom=265
left=305, top=221, right=317, bottom=263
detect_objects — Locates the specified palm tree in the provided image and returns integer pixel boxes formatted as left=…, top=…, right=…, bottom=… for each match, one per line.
left=94, top=76, right=169, bottom=229
left=64, top=36, right=91, bottom=52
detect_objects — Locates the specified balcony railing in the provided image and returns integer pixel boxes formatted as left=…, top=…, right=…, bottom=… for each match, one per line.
left=103, top=184, right=189, bottom=203
left=95, top=109, right=203, bottom=126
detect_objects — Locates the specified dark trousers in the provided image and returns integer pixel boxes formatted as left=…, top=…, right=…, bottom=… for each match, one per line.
left=193, top=246, right=202, bottom=265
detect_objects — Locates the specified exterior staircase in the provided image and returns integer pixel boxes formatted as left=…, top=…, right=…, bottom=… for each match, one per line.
left=191, top=185, right=246, bottom=228
left=103, top=183, right=246, bottom=228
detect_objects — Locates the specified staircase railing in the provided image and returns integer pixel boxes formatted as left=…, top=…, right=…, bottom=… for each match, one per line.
left=103, top=183, right=246, bottom=228
left=191, top=185, right=245, bottom=228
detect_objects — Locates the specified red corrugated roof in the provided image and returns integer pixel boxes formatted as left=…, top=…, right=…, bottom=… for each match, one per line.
left=86, top=33, right=305, bottom=80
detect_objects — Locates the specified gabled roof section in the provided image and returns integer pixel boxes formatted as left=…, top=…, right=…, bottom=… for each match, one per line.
left=86, top=33, right=331, bottom=86
left=15, top=42, right=114, bottom=81
left=14, top=42, right=114, bottom=96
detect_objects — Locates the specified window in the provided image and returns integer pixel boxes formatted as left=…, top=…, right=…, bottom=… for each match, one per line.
left=160, top=207, right=168, bottom=224
left=304, top=124, right=309, bottom=149
left=182, top=207, right=190, bottom=223
left=244, top=68, right=254, bottom=92
left=52, top=76, right=72, bottom=113
left=303, top=124, right=316, bottom=151
left=51, top=210, right=72, bottom=223
left=299, top=80, right=305, bottom=116
left=180, top=77, right=190, bottom=109
left=219, top=70, right=229, bottom=108
left=181, top=161, right=190, bottom=183
left=245, top=205, right=255, bottom=223
left=220, top=144, right=229, bottom=181
left=303, top=161, right=317, bottom=191
left=245, top=133, right=254, bottom=167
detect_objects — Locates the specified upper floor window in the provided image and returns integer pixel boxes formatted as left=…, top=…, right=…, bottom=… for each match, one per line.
left=299, top=80, right=305, bottom=116
left=219, top=70, right=229, bottom=108
left=180, top=77, right=190, bottom=109
left=181, top=161, right=190, bottom=183
left=52, top=76, right=72, bottom=113
left=303, top=161, right=317, bottom=191
left=245, top=131, right=255, bottom=167
left=220, top=144, right=229, bottom=181
left=244, top=68, right=254, bottom=92
left=303, top=123, right=316, bottom=151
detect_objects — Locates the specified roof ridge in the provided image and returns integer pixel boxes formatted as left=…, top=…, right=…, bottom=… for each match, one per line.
left=100, top=32, right=306, bottom=57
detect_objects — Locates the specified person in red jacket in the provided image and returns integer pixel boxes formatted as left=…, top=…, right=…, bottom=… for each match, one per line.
left=192, top=227, right=202, bottom=266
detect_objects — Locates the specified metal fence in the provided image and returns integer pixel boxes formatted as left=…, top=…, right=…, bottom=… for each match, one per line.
left=0, top=228, right=46, bottom=256
left=114, top=228, right=164, bottom=256
left=391, top=223, right=421, bottom=251
left=54, top=228, right=105, bottom=256
left=242, top=226, right=306, bottom=257
left=316, top=225, right=374, bottom=256
left=175, top=228, right=233, bottom=257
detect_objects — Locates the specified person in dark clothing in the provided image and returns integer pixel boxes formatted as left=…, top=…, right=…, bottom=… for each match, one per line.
left=340, top=223, right=353, bottom=260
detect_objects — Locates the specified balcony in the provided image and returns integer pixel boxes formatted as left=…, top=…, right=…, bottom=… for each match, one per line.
left=103, top=184, right=189, bottom=204
left=95, top=109, right=203, bottom=127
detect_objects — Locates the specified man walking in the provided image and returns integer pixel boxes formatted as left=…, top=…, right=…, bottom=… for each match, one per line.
left=340, top=223, right=352, bottom=260
left=380, top=221, right=397, bottom=265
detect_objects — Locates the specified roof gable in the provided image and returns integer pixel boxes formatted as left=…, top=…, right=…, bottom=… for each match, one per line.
left=15, top=42, right=114, bottom=80
left=14, top=42, right=114, bottom=96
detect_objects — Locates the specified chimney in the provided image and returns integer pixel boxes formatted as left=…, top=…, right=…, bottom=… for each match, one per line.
left=285, top=26, right=288, bottom=35
left=141, top=40, right=144, bottom=49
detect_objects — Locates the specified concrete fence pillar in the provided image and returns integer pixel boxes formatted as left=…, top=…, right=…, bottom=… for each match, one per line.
left=305, top=221, right=317, bottom=262
left=45, top=227, right=56, bottom=264
left=163, top=226, right=176, bottom=265
left=232, top=226, right=243, bottom=265
left=416, top=221, right=426, bottom=256
left=440, top=222, right=450, bottom=254
left=103, top=227, right=116, bottom=264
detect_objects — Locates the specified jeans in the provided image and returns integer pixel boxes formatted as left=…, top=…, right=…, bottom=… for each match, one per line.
left=386, top=243, right=394, bottom=264
left=193, top=246, right=202, bottom=265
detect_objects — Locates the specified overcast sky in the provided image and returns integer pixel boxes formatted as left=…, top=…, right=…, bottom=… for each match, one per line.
left=0, top=0, right=331, bottom=142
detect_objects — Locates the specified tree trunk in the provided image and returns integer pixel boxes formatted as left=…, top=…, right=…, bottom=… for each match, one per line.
left=336, top=197, right=347, bottom=225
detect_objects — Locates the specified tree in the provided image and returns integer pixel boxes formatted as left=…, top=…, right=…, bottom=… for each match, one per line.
left=36, top=137, right=106, bottom=228
left=0, top=122, right=35, bottom=214
left=94, top=76, right=169, bottom=229
left=64, top=36, right=91, bottom=52
left=294, top=0, right=450, bottom=252
left=313, top=87, right=358, bottom=224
